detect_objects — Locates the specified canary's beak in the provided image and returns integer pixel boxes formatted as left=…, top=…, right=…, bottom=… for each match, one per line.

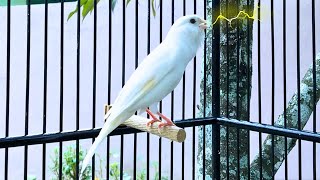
left=199, top=19, right=208, bottom=30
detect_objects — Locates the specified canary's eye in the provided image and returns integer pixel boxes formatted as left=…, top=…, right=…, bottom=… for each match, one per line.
left=190, top=18, right=196, bottom=24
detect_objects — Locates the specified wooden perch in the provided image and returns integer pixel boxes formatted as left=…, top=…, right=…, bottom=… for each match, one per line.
left=104, top=105, right=186, bottom=142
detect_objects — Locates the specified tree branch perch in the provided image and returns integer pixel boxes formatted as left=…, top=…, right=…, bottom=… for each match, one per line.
left=104, top=105, right=186, bottom=142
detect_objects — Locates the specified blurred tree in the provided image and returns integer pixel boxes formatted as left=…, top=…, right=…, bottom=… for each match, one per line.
left=197, top=1, right=319, bottom=180
left=197, top=0, right=254, bottom=179
left=250, top=54, right=320, bottom=179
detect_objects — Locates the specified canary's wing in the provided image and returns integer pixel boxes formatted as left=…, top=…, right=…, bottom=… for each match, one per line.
left=110, top=43, right=175, bottom=115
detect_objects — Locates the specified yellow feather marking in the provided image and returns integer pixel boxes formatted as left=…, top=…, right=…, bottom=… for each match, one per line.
left=110, top=117, right=118, bottom=127
left=108, top=79, right=156, bottom=127
left=142, top=78, right=156, bottom=93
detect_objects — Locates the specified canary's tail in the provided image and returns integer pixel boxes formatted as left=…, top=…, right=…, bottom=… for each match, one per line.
left=80, top=109, right=117, bottom=175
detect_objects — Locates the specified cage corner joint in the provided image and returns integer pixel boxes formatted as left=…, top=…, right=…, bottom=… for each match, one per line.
left=104, top=104, right=186, bottom=142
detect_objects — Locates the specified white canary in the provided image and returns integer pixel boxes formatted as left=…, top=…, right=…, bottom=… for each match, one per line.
left=80, top=15, right=207, bottom=174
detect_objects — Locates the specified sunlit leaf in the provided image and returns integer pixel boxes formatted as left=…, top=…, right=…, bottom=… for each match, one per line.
left=82, top=0, right=94, bottom=20
left=67, top=0, right=88, bottom=21
left=67, top=8, right=78, bottom=21
left=80, top=0, right=88, bottom=6
left=68, top=0, right=157, bottom=22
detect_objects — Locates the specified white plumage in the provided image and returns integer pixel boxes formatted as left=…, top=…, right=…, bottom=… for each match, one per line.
left=80, top=14, right=207, bottom=174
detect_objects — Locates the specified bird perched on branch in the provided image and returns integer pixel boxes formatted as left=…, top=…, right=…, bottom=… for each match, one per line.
left=81, top=15, right=207, bottom=174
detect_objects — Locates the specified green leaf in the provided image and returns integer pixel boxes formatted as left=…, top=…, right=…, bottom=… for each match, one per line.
left=82, top=0, right=94, bottom=20
left=125, top=0, right=131, bottom=7
left=151, top=0, right=156, bottom=17
left=67, top=0, right=88, bottom=21
left=67, top=7, right=78, bottom=21
left=111, top=0, right=117, bottom=11
left=80, top=0, right=88, bottom=6
left=50, top=144, right=92, bottom=180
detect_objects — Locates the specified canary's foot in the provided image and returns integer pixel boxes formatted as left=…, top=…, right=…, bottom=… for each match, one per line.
left=146, top=109, right=161, bottom=127
left=146, top=119, right=161, bottom=126
left=157, top=112, right=175, bottom=128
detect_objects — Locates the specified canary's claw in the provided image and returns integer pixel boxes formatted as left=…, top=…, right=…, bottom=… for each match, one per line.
left=146, top=119, right=161, bottom=127
left=158, top=121, right=175, bottom=128
left=156, top=112, right=175, bottom=128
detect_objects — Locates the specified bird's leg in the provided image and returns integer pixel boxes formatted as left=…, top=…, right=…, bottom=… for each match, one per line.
left=146, top=109, right=161, bottom=126
left=157, top=112, right=175, bottom=128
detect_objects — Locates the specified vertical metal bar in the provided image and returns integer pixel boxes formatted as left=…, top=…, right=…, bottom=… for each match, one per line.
left=106, top=137, right=110, bottom=179
left=158, top=1, right=162, bottom=179
left=236, top=0, right=240, bottom=179
left=257, top=0, right=262, bottom=179
left=226, top=0, right=230, bottom=179
left=226, top=0, right=229, bottom=119
left=192, top=1, right=196, bottom=179
left=203, top=0, right=207, bottom=179
left=147, top=0, right=151, bottom=179
left=92, top=0, right=97, bottom=178
left=170, top=1, right=174, bottom=179
left=246, top=0, right=250, bottom=179
left=5, top=0, right=11, bottom=178
left=212, top=0, right=220, bottom=179
left=43, top=0, right=49, bottom=177
left=134, top=0, right=138, bottom=179
left=311, top=0, right=317, bottom=179
left=182, top=1, right=186, bottom=179
left=24, top=0, right=31, bottom=178
left=59, top=0, right=64, bottom=178
left=170, top=108, right=174, bottom=180
left=282, top=0, right=288, bottom=179
left=270, top=0, right=275, bottom=179
left=120, top=1, right=126, bottom=179
left=159, top=136, right=162, bottom=180
left=76, top=0, right=81, bottom=176
left=121, top=0, right=125, bottom=87
left=296, top=1, right=302, bottom=179
left=107, top=0, right=112, bottom=178
left=202, top=122, right=206, bottom=180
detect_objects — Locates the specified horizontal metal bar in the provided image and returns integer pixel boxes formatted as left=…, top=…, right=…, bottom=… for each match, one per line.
left=0, top=117, right=319, bottom=148
left=216, top=117, right=320, bottom=143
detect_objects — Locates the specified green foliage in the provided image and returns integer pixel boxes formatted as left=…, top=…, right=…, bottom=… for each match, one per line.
left=152, top=161, right=168, bottom=180
left=109, top=162, right=120, bottom=179
left=67, top=0, right=103, bottom=21
left=136, top=169, right=146, bottom=180
left=135, top=160, right=168, bottom=180
left=108, top=152, right=131, bottom=180
left=68, top=0, right=157, bottom=21
left=50, top=146, right=168, bottom=179
left=50, top=145, right=91, bottom=180
left=107, top=162, right=131, bottom=180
